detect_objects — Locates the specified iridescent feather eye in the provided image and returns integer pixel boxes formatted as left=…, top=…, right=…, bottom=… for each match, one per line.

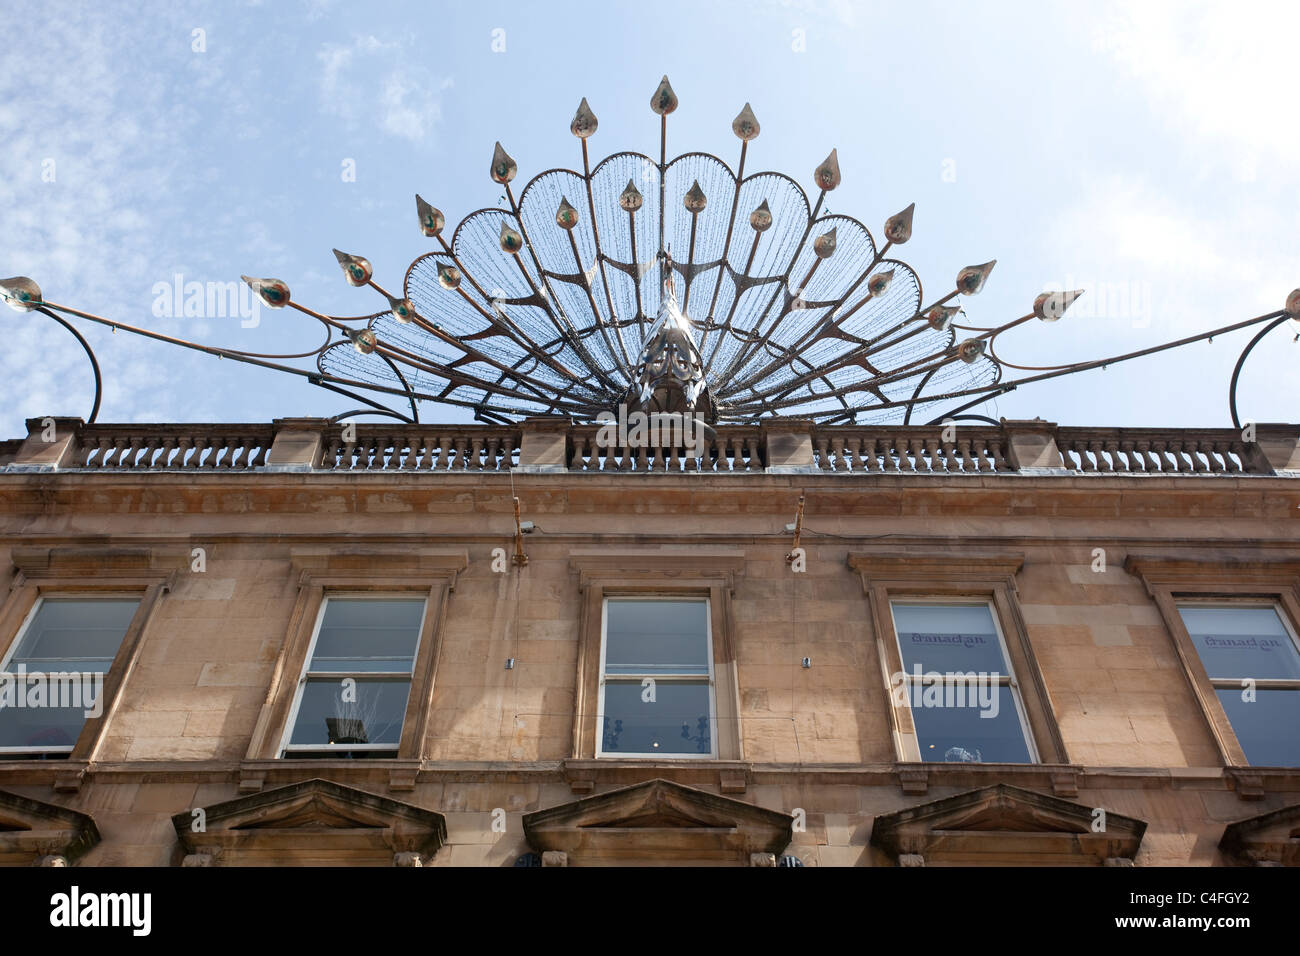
left=619, top=180, right=643, bottom=213
left=1033, top=289, right=1084, bottom=322
left=927, top=305, right=959, bottom=331
left=1286, top=288, right=1300, bottom=318
left=499, top=221, right=523, bottom=254
left=957, top=260, right=996, bottom=295
left=389, top=296, right=415, bottom=324
left=884, top=204, right=914, bottom=244
left=570, top=97, right=598, bottom=139
left=813, top=226, right=838, bottom=259
left=0, top=276, right=42, bottom=311
left=867, top=269, right=894, bottom=296
left=241, top=276, right=290, bottom=308
left=732, top=102, right=760, bottom=141
left=415, top=195, right=444, bottom=238
left=352, top=329, right=378, bottom=354
left=749, top=200, right=772, bottom=232
left=436, top=263, right=462, bottom=290
left=650, top=75, right=678, bottom=115
left=556, top=197, right=579, bottom=231
left=333, top=249, right=373, bottom=287
left=683, top=181, right=707, bottom=213
left=957, top=338, right=987, bottom=363
left=814, top=149, right=841, bottom=191
left=490, top=142, right=517, bottom=184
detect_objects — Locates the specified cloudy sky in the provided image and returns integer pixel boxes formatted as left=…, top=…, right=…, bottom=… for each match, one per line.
left=1, top=0, right=1296, bottom=437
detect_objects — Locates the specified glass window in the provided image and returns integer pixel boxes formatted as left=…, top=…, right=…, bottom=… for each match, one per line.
left=890, top=601, right=1034, bottom=764
left=0, top=598, right=139, bottom=755
left=598, top=598, right=714, bottom=758
left=1178, top=604, right=1300, bottom=767
left=282, top=597, right=426, bottom=759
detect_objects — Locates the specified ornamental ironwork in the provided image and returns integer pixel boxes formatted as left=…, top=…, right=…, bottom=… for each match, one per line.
left=3, top=76, right=1297, bottom=428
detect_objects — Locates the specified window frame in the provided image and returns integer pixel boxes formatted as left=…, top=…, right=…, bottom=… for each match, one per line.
left=1125, top=552, right=1300, bottom=769
left=0, top=593, right=145, bottom=757
left=849, top=550, right=1068, bottom=767
left=595, top=594, right=718, bottom=760
left=0, top=546, right=179, bottom=768
left=277, top=592, right=433, bottom=758
left=886, top=596, right=1041, bottom=765
left=569, top=550, right=745, bottom=762
left=244, top=547, right=466, bottom=766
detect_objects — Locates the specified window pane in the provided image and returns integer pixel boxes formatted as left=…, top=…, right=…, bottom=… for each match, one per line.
left=907, top=685, right=1033, bottom=763
left=0, top=699, right=96, bottom=750
left=7, top=599, right=138, bottom=673
left=287, top=678, right=411, bottom=747
left=892, top=603, right=1009, bottom=675
left=1178, top=606, right=1300, bottom=680
left=309, top=599, right=424, bottom=673
left=1216, top=689, right=1300, bottom=766
left=605, top=600, right=709, bottom=675
left=601, top=680, right=711, bottom=755
left=0, top=599, right=137, bottom=751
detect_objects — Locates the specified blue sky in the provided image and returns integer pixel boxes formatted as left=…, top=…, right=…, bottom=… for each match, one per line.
left=2, top=0, right=1296, bottom=436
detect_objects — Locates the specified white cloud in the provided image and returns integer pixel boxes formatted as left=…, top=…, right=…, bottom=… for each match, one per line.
left=1093, top=1, right=1300, bottom=170
left=317, top=36, right=451, bottom=144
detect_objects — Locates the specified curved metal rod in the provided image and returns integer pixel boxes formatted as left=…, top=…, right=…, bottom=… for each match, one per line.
left=937, top=413, right=1001, bottom=427
left=36, top=306, right=103, bottom=422
left=1228, top=314, right=1290, bottom=430
left=375, top=350, right=421, bottom=424
left=311, top=379, right=414, bottom=424
left=902, top=367, right=939, bottom=426
left=327, top=407, right=413, bottom=424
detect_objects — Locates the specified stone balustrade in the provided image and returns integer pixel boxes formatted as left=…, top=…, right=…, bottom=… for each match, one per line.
left=2, top=416, right=1297, bottom=477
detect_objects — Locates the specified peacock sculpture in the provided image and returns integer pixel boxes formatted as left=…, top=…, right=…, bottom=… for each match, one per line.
left=4, top=75, right=1297, bottom=428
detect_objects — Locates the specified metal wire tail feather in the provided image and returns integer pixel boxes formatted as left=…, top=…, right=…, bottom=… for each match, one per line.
left=4, top=76, right=1297, bottom=425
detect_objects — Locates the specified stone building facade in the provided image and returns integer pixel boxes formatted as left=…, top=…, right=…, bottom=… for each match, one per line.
left=0, top=415, right=1297, bottom=866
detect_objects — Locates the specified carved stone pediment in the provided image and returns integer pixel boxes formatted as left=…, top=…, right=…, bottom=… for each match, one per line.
left=0, top=787, right=99, bottom=866
left=523, top=778, right=792, bottom=866
left=1220, top=802, right=1300, bottom=866
left=871, top=784, right=1146, bottom=866
left=171, top=778, right=446, bottom=866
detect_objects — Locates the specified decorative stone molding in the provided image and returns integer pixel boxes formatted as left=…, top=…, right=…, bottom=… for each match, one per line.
left=11, top=544, right=189, bottom=585
left=265, top=417, right=329, bottom=471
left=170, top=778, right=447, bottom=867
left=517, top=416, right=572, bottom=473
left=750, top=852, right=777, bottom=866
left=871, top=784, right=1146, bottom=866
left=523, top=777, right=793, bottom=866
left=719, top=769, right=747, bottom=794
left=1001, top=418, right=1065, bottom=471
left=541, top=851, right=568, bottom=867
left=0, top=787, right=100, bottom=866
left=289, top=546, right=469, bottom=589
left=7, top=417, right=85, bottom=471
left=568, top=549, right=746, bottom=596
left=1219, top=802, right=1300, bottom=866
left=761, top=419, right=815, bottom=474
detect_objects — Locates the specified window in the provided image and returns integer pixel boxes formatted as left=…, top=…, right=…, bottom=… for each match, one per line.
left=1176, top=604, right=1300, bottom=767
left=0, top=597, right=141, bottom=758
left=280, top=596, right=428, bottom=759
left=849, top=551, right=1068, bottom=768
left=597, top=597, right=715, bottom=758
left=569, top=549, right=745, bottom=765
left=1124, top=552, right=1300, bottom=772
left=889, top=601, right=1037, bottom=764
